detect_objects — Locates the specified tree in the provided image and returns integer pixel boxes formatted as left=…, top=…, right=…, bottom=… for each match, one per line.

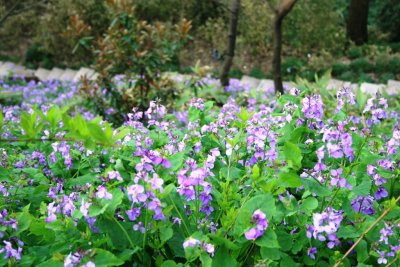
left=0, top=0, right=47, bottom=27
left=267, top=0, right=298, bottom=94
left=347, top=0, right=369, bottom=45
left=220, top=0, right=240, bottom=87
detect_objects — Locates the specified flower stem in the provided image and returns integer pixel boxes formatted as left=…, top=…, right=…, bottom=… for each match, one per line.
left=333, top=195, right=400, bottom=267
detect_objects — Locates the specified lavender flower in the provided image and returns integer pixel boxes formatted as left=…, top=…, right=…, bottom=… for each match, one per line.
left=244, top=209, right=269, bottom=240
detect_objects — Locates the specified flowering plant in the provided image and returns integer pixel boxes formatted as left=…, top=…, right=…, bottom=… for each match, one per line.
left=0, top=77, right=399, bottom=266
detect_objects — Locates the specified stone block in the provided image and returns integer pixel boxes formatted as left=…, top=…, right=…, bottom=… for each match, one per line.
left=240, top=75, right=260, bottom=89
left=360, top=83, right=386, bottom=95
left=34, top=68, right=51, bottom=81
left=73, top=68, right=96, bottom=81
left=386, top=80, right=400, bottom=95
left=59, top=69, right=78, bottom=81
left=46, top=68, right=65, bottom=80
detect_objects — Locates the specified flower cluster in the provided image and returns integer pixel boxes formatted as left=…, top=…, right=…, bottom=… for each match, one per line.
left=351, top=195, right=375, bottom=215
left=244, top=209, right=269, bottom=240
left=182, top=237, right=215, bottom=256
left=307, top=208, right=343, bottom=249
left=302, top=94, right=324, bottom=120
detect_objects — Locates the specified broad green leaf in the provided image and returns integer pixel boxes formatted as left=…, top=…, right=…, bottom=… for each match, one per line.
left=279, top=171, right=302, bottom=188
left=352, top=179, right=372, bottom=196
left=160, top=226, right=173, bottom=243
left=94, top=249, right=124, bottom=266
left=300, top=197, right=319, bottom=213
left=283, top=142, right=303, bottom=170
left=234, top=194, right=276, bottom=236
left=255, top=228, right=280, bottom=248
left=355, top=240, right=369, bottom=263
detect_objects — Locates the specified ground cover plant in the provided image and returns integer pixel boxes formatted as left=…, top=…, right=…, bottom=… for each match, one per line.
left=0, top=76, right=399, bottom=266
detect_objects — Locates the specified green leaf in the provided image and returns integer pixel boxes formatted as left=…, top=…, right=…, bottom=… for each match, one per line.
left=66, top=174, right=98, bottom=187
left=300, top=197, right=319, bottom=213
left=47, top=105, right=61, bottom=129
left=94, top=249, right=124, bottom=266
left=160, top=226, right=173, bottom=243
left=209, top=235, right=239, bottom=250
left=36, top=259, right=63, bottom=267
left=302, top=178, right=332, bottom=197
left=283, top=142, right=303, bottom=170
left=355, top=240, right=369, bottom=263
left=168, top=152, right=185, bottom=171
left=16, top=204, right=33, bottom=234
left=89, top=203, right=110, bottom=217
left=106, top=188, right=124, bottom=214
left=188, top=107, right=201, bottom=122
left=0, top=111, right=3, bottom=129
left=252, top=164, right=260, bottom=179
left=212, top=247, right=238, bottom=267
left=337, top=225, right=361, bottom=239
left=279, top=171, right=302, bottom=188
left=255, top=228, right=280, bottom=248
left=260, top=247, right=281, bottom=260
left=234, top=194, right=276, bottom=236
left=352, top=179, right=372, bottom=196
left=200, top=254, right=212, bottom=267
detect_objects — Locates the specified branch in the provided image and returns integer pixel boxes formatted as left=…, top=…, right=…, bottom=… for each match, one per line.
left=334, top=195, right=400, bottom=267
left=277, top=0, right=298, bottom=18
left=0, top=0, right=22, bottom=26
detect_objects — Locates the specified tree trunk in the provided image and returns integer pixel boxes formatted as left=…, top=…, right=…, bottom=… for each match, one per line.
left=273, top=16, right=284, bottom=94
left=270, top=0, right=298, bottom=94
left=347, top=0, right=369, bottom=45
left=220, top=0, right=240, bottom=87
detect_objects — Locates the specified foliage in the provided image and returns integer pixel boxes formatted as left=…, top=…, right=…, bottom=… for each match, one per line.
left=81, top=1, right=192, bottom=124
left=0, top=73, right=399, bottom=266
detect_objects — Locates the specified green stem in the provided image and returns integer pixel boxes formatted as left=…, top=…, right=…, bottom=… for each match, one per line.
left=111, top=216, right=136, bottom=250
left=168, top=195, right=190, bottom=236
left=334, top=195, right=400, bottom=267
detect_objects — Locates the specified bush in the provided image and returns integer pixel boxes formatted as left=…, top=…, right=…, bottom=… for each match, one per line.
left=331, top=63, right=349, bottom=76
left=349, top=58, right=374, bottom=73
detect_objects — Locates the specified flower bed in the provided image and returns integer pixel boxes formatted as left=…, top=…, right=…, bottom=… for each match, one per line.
left=0, top=78, right=399, bottom=266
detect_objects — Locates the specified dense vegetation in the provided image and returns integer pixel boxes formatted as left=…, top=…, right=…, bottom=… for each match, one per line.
left=0, top=75, right=399, bottom=266
left=1, top=0, right=400, bottom=83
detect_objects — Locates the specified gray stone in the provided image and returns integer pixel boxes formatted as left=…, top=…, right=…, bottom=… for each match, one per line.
left=256, top=79, right=274, bottom=93
left=73, top=68, right=96, bottom=81
left=34, top=68, right=51, bottom=81
left=0, top=62, right=15, bottom=77
left=46, top=68, right=65, bottom=80
left=11, top=66, right=35, bottom=78
left=59, top=69, right=78, bottom=81
left=241, top=75, right=260, bottom=89
left=326, top=79, right=352, bottom=90
left=360, top=83, right=386, bottom=95
left=386, top=80, right=400, bottom=95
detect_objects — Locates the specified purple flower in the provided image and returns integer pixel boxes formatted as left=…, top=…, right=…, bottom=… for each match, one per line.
left=245, top=209, right=269, bottom=240
left=307, top=247, right=317, bottom=260
left=127, top=184, right=147, bottom=203
left=0, top=240, right=22, bottom=260
left=351, top=196, right=375, bottom=215
left=108, top=171, right=123, bottom=182
left=302, top=94, right=324, bottom=120
left=96, top=186, right=112, bottom=200
left=377, top=250, right=387, bottom=264
left=375, top=186, right=388, bottom=200
left=126, top=208, right=141, bottom=221
left=183, top=237, right=200, bottom=248
left=46, top=202, right=57, bottom=223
